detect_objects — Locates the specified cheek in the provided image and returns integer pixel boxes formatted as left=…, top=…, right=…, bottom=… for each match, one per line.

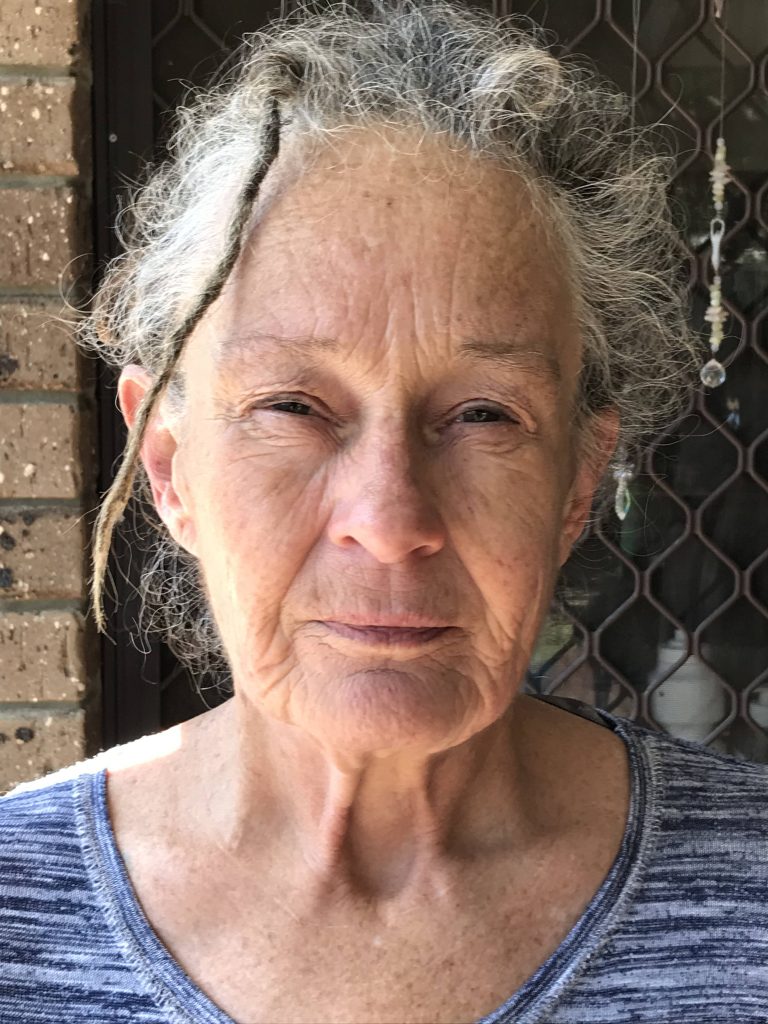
left=186, top=432, right=330, bottom=604
left=195, top=427, right=326, bottom=524
left=445, top=449, right=566, bottom=610
left=446, top=443, right=567, bottom=542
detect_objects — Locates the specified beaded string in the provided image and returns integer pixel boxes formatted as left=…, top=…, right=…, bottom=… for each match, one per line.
left=613, top=0, right=643, bottom=522
left=700, top=0, right=729, bottom=388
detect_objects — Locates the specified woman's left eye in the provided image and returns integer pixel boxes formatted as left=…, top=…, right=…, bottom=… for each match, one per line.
left=269, top=399, right=314, bottom=416
left=453, top=406, right=517, bottom=425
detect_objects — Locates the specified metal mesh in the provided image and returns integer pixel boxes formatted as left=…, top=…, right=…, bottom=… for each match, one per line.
left=520, top=0, right=768, bottom=761
left=146, top=0, right=768, bottom=759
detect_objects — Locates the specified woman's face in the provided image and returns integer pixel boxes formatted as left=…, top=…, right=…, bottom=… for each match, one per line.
left=138, top=132, right=613, bottom=757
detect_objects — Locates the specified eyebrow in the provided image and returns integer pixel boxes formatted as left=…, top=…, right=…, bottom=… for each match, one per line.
left=458, top=339, right=562, bottom=385
left=215, top=332, right=336, bottom=364
left=216, top=332, right=561, bottom=384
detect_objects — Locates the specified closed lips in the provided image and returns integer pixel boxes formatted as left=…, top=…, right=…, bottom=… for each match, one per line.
left=318, top=620, right=453, bottom=644
left=320, top=615, right=453, bottom=628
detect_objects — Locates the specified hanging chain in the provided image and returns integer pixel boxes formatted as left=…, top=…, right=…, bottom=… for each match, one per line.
left=630, top=0, right=641, bottom=138
left=700, top=0, right=729, bottom=388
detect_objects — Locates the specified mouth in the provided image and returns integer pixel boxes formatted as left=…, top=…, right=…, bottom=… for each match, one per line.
left=317, top=621, right=453, bottom=646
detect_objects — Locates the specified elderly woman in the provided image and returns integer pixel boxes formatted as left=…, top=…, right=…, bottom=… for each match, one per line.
left=2, top=2, right=767, bottom=1022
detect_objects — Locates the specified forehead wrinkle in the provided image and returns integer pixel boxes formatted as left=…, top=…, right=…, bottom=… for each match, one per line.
left=213, top=330, right=564, bottom=390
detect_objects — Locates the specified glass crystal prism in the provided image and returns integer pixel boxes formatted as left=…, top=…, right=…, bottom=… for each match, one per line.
left=700, top=358, right=726, bottom=388
left=614, top=484, right=631, bottom=521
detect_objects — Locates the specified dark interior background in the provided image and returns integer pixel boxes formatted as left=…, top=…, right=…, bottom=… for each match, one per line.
left=92, top=0, right=768, bottom=760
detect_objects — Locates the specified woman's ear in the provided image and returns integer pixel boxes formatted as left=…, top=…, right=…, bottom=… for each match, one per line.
left=558, top=407, right=620, bottom=566
left=117, top=365, right=198, bottom=556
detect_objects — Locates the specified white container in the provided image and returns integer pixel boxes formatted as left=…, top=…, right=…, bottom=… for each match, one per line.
left=650, top=629, right=728, bottom=743
left=749, top=685, right=768, bottom=730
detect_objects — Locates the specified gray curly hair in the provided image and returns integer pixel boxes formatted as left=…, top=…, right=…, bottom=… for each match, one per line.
left=80, top=0, right=698, bottom=687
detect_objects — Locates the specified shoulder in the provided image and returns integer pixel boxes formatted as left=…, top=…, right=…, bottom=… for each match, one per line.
left=1, top=728, right=168, bottom=808
left=0, top=729, right=184, bottom=874
left=0, top=753, right=165, bottom=1019
left=0, top=762, right=103, bottom=964
left=1, top=748, right=109, bottom=819
left=0, top=738, right=146, bottom=858
left=615, top=716, right=768, bottom=877
left=0, top=755, right=107, bottom=885
left=623, top=714, right=768, bottom=800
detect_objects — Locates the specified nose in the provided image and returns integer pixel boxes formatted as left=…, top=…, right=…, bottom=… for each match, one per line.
left=327, top=430, right=446, bottom=563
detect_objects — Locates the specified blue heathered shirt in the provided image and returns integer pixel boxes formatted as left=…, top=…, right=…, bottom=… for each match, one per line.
left=1, top=694, right=767, bottom=1023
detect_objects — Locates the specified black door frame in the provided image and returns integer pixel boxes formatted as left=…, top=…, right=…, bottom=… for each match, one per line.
left=92, top=0, right=161, bottom=748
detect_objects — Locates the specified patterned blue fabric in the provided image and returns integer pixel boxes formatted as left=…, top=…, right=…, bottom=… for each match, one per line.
left=1, top=695, right=767, bottom=1023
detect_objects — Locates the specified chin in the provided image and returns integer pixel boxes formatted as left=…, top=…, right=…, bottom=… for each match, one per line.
left=297, top=665, right=481, bottom=755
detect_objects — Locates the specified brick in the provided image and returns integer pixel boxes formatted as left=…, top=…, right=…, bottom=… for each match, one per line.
left=0, top=79, right=78, bottom=176
left=0, top=0, right=80, bottom=67
left=0, top=403, right=81, bottom=498
left=0, top=186, right=86, bottom=288
left=0, top=609, right=88, bottom=702
left=0, top=708, right=86, bottom=793
left=0, top=509, right=86, bottom=599
left=0, top=300, right=81, bottom=390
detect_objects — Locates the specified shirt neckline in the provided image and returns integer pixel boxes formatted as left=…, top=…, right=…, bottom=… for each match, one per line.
left=479, top=701, right=659, bottom=1023
left=74, top=699, right=660, bottom=1024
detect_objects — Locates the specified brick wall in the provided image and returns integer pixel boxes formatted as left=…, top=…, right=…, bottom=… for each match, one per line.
left=0, top=0, right=99, bottom=793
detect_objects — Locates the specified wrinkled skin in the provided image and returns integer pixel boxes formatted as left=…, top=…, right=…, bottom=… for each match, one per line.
left=119, top=129, right=618, bottom=900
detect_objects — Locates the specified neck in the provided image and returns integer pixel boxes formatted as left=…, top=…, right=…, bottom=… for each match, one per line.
left=175, top=691, right=546, bottom=909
